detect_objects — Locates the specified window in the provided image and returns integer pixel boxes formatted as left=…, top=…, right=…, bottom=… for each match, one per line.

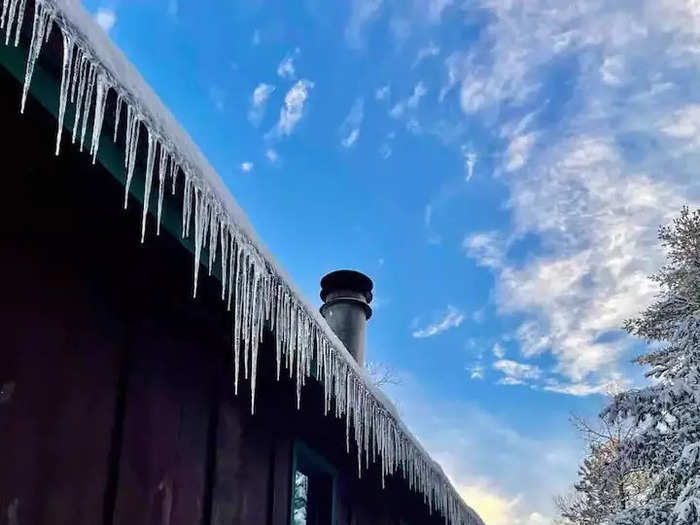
left=291, top=442, right=335, bottom=525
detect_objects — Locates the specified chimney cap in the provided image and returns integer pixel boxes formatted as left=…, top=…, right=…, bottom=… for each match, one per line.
left=320, top=270, right=373, bottom=303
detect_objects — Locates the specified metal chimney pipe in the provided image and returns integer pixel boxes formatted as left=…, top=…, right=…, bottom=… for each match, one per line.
left=319, top=270, right=373, bottom=367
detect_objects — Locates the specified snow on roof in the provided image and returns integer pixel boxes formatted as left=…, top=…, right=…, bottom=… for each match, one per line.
left=2, top=1, right=483, bottom=524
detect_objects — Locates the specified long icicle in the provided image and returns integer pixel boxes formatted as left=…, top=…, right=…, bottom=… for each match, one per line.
left=11, top=0, right=25, bottom=46
left=141, top=129, right=156, bottom=243
left=21, top=0, right=51, bottom=113
left=71, top=55, right=88, bottom=142
left=123, top=107, right=140, bottom=209
left=156, top=147, right=168, bottom=235
left=79, top=65, right=97, bottom=151
left=3, top=0, right=18, bottom=45
left=55, top=29, right=73, bottom=155
left=1, top=0, right=10, bottom=30
left=113, top=93, right=123, bottom=142
left=90, top=73, right=110, bottom=163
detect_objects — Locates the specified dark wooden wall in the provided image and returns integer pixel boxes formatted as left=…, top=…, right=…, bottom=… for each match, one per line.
left=0, top=53, right=447, bottom=525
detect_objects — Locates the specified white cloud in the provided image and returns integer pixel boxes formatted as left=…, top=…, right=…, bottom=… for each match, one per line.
left=660, top=104, right=700, bottom=139
left=467, top=363, right=485, bottom=380
left=493, top=359, right=542, bottom=386
left=94, top=8, right=116, bottom=32
left=390, top=81, right=427, bottom=118
left=277, top=48, right=300, bottom=80
left=464, top=231, right=506, bottom=269
left=266, top=148, right=279, bottom=164
left=492, top=343, right=505, bottom=359
left=468, top=136, right=689, bottom=385
left=240, top=162, right=254, bottom=173
left=600, top=55, right=625, bottom=86
left=346, top=0, right=383, bottom=49
left=462, top=146, right=477, bottom=181
left=413, top=41, right=440, bottom=68
left=339, top=98, right=365, bottom=149
left=412, top=305, right=465, bottom=338
left=341, top=129, right=360, bottom=148
left=375, top=84, right=391, bottom=101
left=248, top=83, right=276, bottom=125
left=505, top=133, right=536, bottom=172
left=271, top=79, right=314, bottom=137
left=379, top=143, right=393, bottom=159
left=424, top=0, right=453, bottom=22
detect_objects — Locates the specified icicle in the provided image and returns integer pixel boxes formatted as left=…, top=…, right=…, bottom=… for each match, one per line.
left=226, top=234, right=236, bottom=310
left=141, top=129, right=156, bottom=243
left=21, top=0, right=51, bottom=114
left=113, top=93, right=123, bottom=142
left=208, top=205, right=218, bottom=276
left=4, top=0, right=18, bottom=45
left=12, top=0, right=25, bottom=46
left=79, top=65, right=97, bottom=151
left=156, top=147, right=168, bottom=235
left=1, top=0, right=9, bottom=30
left=192, top=187, right=206, bottom=297
left=170, top=160, right=178, bottom=195
left=220, top=225, right=228, bottom=301
left=55, top=29, right=73, bottom=155
left=90, top=73, right=109, bottom=162
left=69, top=49, right=82, bottom=103
left=72, top=56, right=88, bottom=142
left=250, top=269, right=260, bottom=414
left=181, top=174, right=192, bottom=237
left=123, top=108, right=140, bottom=209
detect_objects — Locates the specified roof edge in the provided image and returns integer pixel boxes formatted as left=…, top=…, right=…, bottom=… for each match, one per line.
left=2, top=2, right=484, bottom=524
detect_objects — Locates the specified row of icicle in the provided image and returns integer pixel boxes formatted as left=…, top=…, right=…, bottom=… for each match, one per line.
left=1, top=1, right=481, bottom=523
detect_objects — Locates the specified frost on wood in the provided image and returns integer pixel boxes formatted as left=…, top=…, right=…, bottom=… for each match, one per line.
left=0, top=2, right=483, bottom=524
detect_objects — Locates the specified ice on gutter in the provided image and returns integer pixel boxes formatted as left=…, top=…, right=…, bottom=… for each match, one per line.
left=0, top=1, right=483, bottom=524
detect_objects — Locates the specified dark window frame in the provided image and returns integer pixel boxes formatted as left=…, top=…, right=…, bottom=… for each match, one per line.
left=290, top=440, right=337, bottom=525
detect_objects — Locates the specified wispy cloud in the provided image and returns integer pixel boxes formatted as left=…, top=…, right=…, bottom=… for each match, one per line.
left=240, top=162, right=254, bottom=173
left=277, top=48, right=300, bottom=80
left=266, top=148, right=279, bottom=164
left=493, top=359, right=542, bottom=386
left=462, top=146, right=477, bottom=181
left=412, top=305, right=464, bottom=338
left=270, top=79, right=314, bottom=137
left=248, top=83, right=276, bottom=125
left=375, top=84, right=391, bottom=101
left=346, top=0, right=383, bottom=49
left=208, top=85, right=225, bottom=112
left=467, top=363, right=485, bottom=380
left=390, top=81, right=427, bottom=118
left=339, top=98, right=365, bottom=149
left=413, top=41, right=440, bottom=68
left=94, top=8, right=116, bottom=32
left=423, top=0, right=453, bottom=23
left=492, top=343, right=505, bottom=359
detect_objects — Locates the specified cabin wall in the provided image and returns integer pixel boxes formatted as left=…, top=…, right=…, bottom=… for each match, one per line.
left=0, top=59, right=446, bottom=525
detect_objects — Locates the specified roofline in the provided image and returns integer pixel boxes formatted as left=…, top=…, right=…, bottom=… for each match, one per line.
left=1, top=2, right=484, bottom=524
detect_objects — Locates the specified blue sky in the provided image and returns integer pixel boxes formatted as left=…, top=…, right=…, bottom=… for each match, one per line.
left=87, top=1, right=700, bottom=523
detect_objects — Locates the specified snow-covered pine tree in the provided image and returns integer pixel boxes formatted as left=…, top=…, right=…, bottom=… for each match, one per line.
left=555, top=415, right=649, bottom=524
left=603, top=206, right=700, bottom=525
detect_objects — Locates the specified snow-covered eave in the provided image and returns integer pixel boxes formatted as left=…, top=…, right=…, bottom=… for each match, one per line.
left=0, top=2, right=483, bottom=524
